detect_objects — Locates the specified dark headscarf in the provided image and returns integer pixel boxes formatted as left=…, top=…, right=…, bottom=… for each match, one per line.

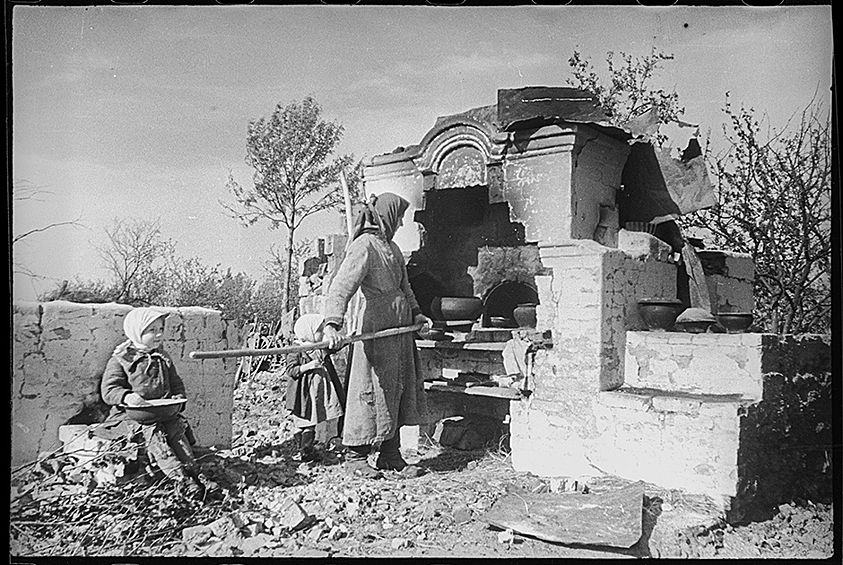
left=352, top=192, right=410, bottom=241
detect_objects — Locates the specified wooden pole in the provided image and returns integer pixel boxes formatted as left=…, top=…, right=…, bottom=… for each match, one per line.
left=339, top=168, right=366, bottom=336
left=189, top=322, right=425, bottom=360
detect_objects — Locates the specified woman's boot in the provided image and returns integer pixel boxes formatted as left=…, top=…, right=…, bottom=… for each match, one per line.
left=344, top=444, right=381, bottom=479
left=375, top=434, right=425, bottom=477
left=375, top=435, right=407, bottom=471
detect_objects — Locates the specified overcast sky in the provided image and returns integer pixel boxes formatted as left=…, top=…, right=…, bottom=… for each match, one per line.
left=11, top=5, right=833, bottom=301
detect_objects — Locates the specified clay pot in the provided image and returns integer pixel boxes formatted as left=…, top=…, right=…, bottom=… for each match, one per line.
left=431, top=297, right=484, bottom=321
left=637, top=298, right=683, bottom=331
left=717, top=312, right=754, bottom=333
left=512, top=303, right=538, bottom=329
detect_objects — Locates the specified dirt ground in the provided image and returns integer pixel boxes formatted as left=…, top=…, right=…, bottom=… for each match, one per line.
left=9, top=368, right=836, bottom=559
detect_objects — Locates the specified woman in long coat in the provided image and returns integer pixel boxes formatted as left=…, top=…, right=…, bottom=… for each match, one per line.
left=323, top=192, right=432, bottom=477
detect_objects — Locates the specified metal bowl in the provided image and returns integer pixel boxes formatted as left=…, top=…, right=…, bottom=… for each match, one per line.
left=674, top=307, right=717, bottom=333
left=121, top=398, right=186, bottom=424
left=717, top=312, right=754, bottom=333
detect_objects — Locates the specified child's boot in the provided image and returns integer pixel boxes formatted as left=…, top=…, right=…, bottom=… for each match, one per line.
left=299, top=427, right=318, bottom=462
left=171, top=467, right=205, bottom=500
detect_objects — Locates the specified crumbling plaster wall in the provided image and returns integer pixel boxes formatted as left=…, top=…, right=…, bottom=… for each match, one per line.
left=569, top=129, right=630, bottom=241
left=592, top=333, right=831, bottom=511
left=697, top=250, right=755, bottom=313
left=511, top=238, right=677, bottom=479
left=12, top=301, right=240, bottom=466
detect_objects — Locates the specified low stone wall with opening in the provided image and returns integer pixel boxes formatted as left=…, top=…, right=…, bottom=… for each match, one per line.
left=12, top=301, right=241, bottom=467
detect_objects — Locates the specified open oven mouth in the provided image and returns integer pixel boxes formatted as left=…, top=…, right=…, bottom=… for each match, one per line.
left=481, top=280, right=538, bottom=327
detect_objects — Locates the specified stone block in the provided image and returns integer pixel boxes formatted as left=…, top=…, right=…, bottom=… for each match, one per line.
left=617, top=230, right=674, bottom=262
left=271, top=497, right=310, bottom=531
left=624, top=331, right=764, bottom=399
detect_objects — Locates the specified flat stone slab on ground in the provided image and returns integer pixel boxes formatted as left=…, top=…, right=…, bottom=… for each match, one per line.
left=482, top=480, right=644, bottom=548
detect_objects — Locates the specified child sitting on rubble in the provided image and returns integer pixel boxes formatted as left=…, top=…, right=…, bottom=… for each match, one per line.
left=284, top=313, right=344, bottom=463
left=99, top=307, right=213, bottom=500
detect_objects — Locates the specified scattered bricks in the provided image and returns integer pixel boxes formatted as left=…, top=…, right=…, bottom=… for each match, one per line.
left=306, top=523, right=324, bottom=542
left=453, top=505, right=472, bottom=524
left=182, top=525, right=213, bottom=547
left=228, top=511, right=248, bottom=529
left=391, top=537, right=411, bottom=550
left=271, top=497, right=311, bottom=531
left=240, top=533, right=273, bottom=556
left=208, top=516, right=238, bottom=538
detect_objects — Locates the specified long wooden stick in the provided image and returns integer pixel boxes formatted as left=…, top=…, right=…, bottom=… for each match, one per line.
left=189, top=323, right=425, bottom=360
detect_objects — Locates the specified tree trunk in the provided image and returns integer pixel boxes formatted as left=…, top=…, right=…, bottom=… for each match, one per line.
left=283, top=227, right=296, bottom=313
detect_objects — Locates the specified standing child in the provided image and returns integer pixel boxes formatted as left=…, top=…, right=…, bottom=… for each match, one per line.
left=284, top=314, right=345, bottom=463
left=100, top=307, right=209, bottom=500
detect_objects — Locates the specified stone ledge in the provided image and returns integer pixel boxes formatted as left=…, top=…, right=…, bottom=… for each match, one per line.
left=595, top=389, right=653, bottom=411
left=598, top=387, right=748, bottom=416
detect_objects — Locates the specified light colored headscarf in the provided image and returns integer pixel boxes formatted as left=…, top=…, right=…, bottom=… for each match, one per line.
left=114, top=307, right=168, bottom=355
left=352, top=192, right=410, bottom=241
left=294, top=313, right=326, bottom=344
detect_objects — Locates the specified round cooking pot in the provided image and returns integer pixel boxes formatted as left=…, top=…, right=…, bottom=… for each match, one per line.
left=638, top=298, right=683, bottom=331
left=431, top=296, right=484, bottom=321
left=513, top=303, right=537, bottom=329
left=717, top=312, right=754, bottom=333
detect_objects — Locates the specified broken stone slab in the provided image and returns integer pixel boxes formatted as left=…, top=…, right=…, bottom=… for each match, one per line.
left=270, top=497, right=311, bottom=531
left=208, top=514, right=242, bottom=538
left=182, top=525, right=213, bottom=547
left=240, top=532, right=274, bottom=556
left=453, top=505, right=472, bottom=524
left=483, top=481, right=644, bottom=548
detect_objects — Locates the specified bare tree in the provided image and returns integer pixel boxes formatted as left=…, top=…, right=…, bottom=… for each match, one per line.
left=680, top=93, right=832, bottom=334
left=221, top=96, right=361, bottom=312
left=97, top=218, right=174, bottom=304
left=12, top=179, right=85, bottom=279
left=566, top=46, right=685, bottom=141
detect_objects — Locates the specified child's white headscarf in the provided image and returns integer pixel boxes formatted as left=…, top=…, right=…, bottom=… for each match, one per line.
left=114, top=307, right=168, bottom=355
left=294, top=314, right=325, bottom=344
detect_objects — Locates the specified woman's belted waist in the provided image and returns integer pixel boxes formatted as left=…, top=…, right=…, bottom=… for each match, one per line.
left=362, top=289, right=405, bottom=304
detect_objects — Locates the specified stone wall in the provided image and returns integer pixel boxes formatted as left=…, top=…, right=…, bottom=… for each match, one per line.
left=12, top=301, right=241, bottom=466
left=731, top=335, right=833, bottom=521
